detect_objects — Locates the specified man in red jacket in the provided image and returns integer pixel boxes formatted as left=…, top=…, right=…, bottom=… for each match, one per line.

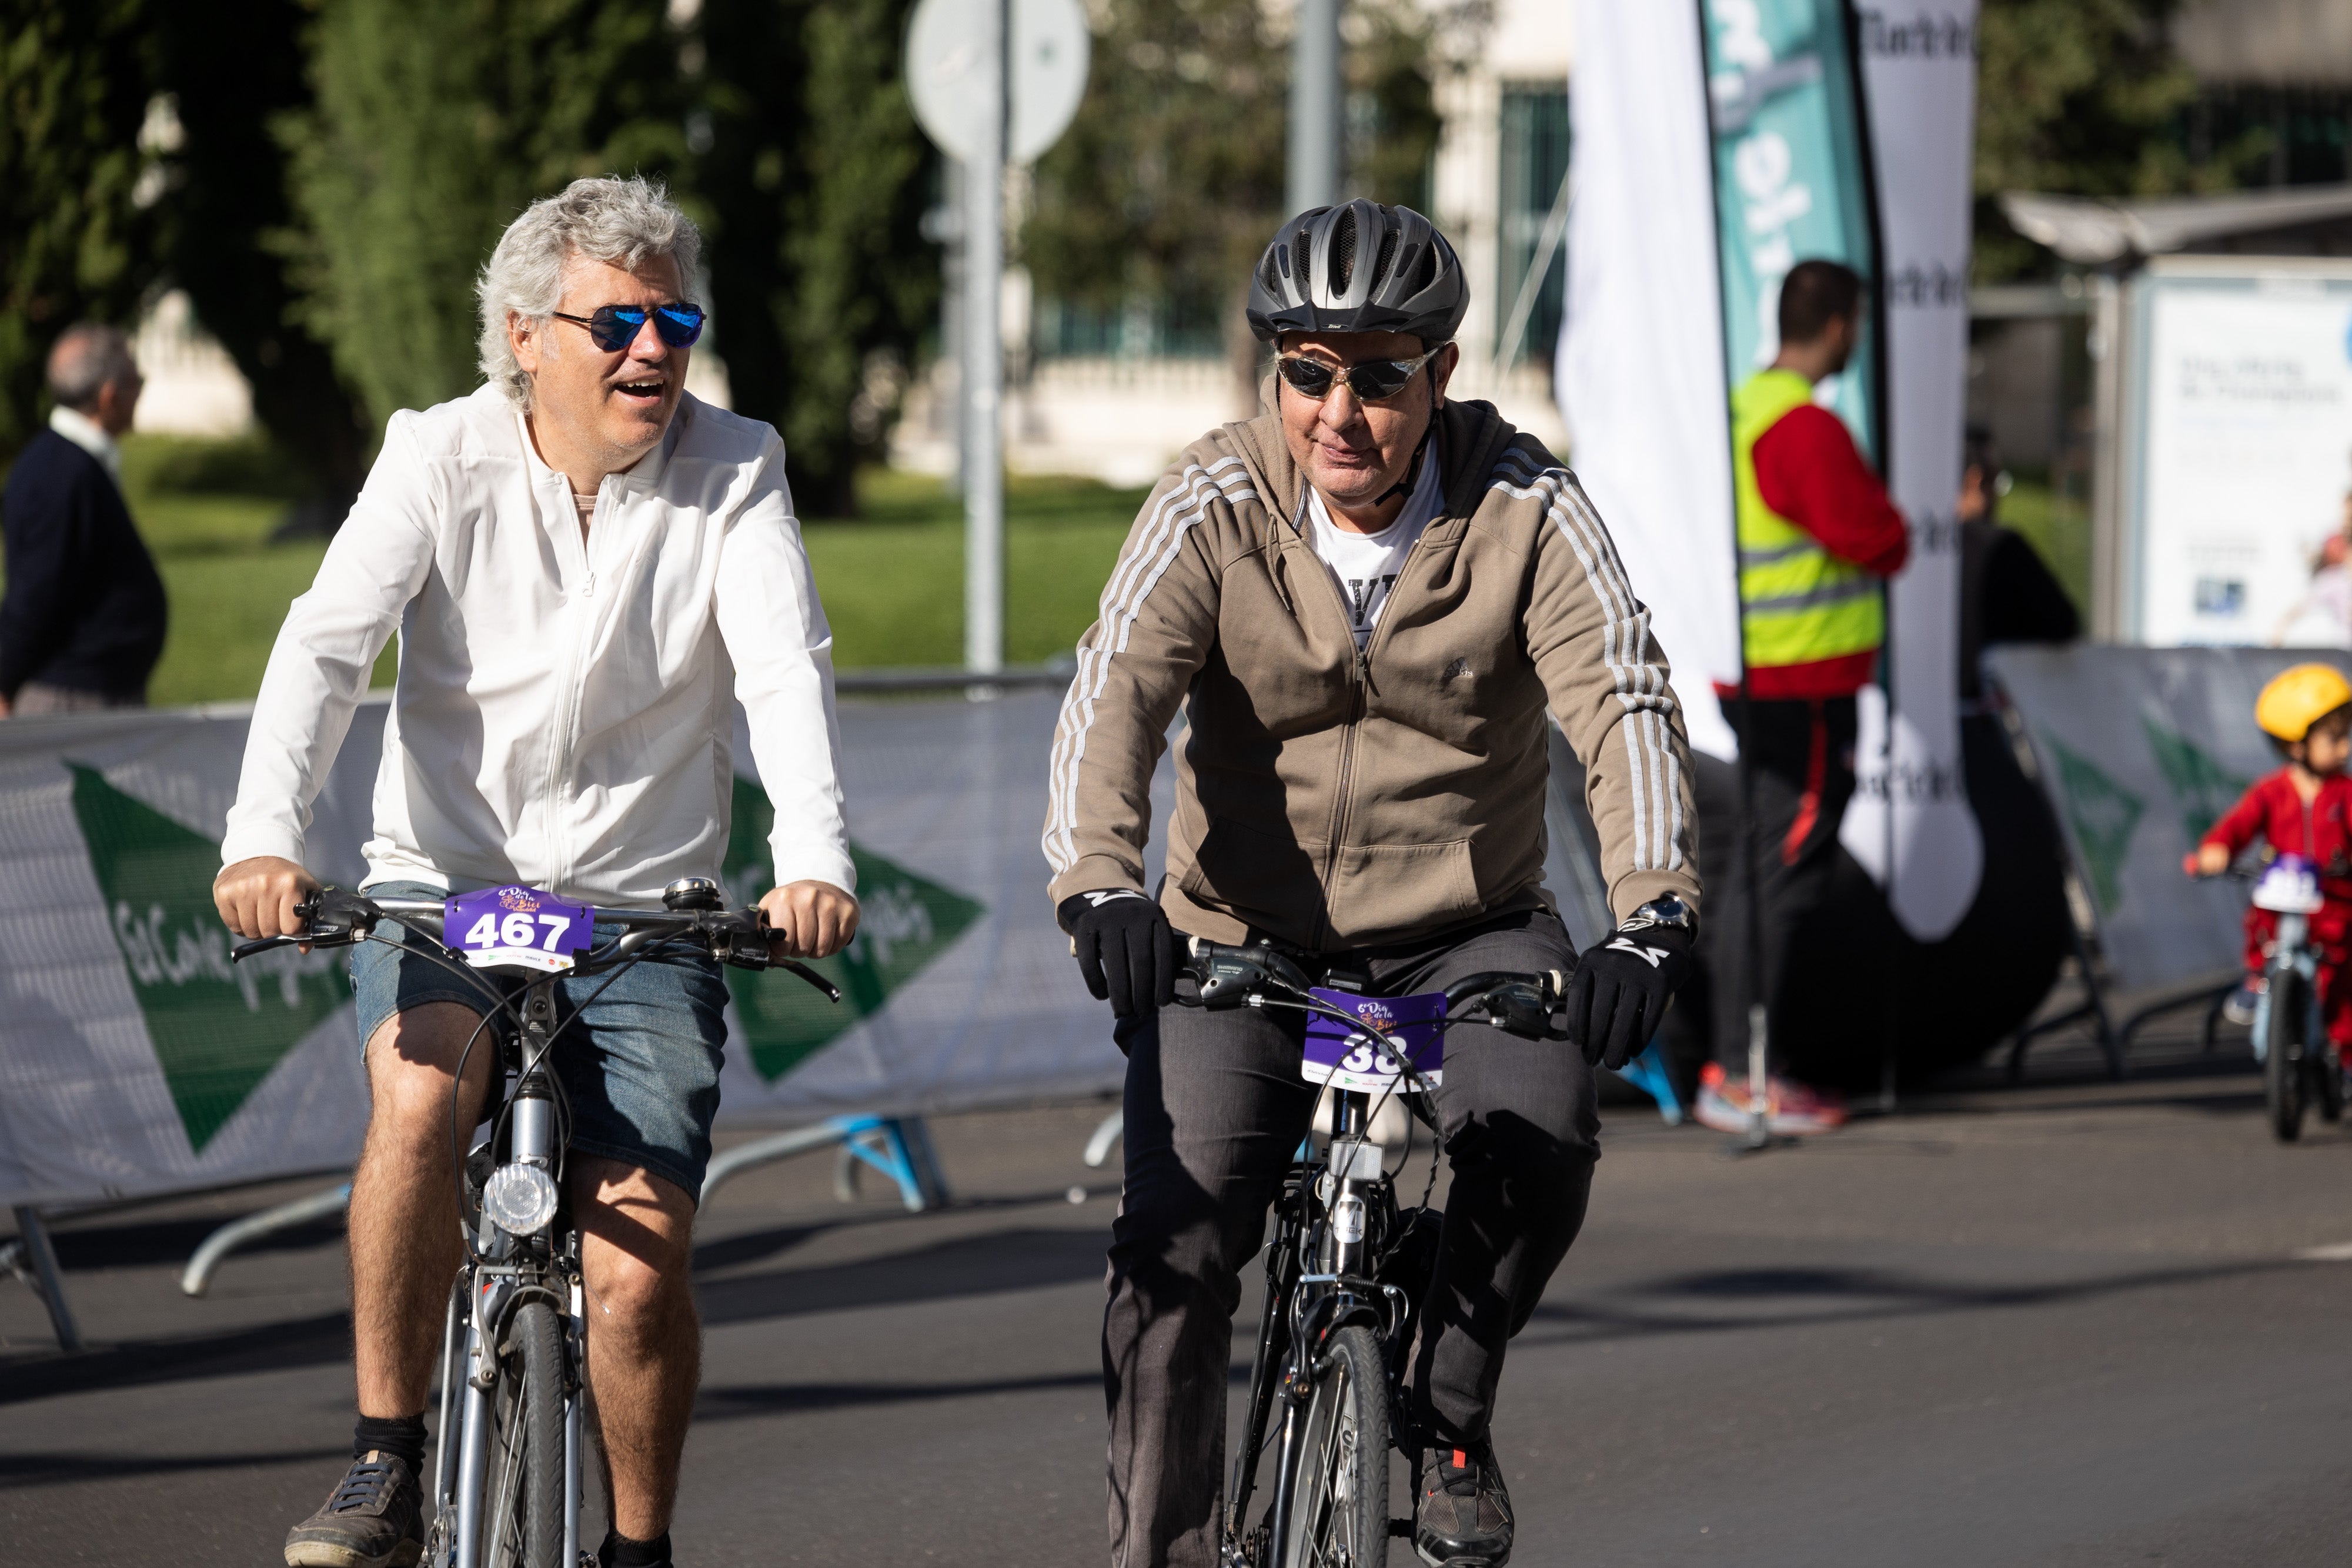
left=1693, top=260, right=1908, bottom=1135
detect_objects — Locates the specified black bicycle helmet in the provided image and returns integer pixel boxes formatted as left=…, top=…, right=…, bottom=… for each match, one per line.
left=1245, top=200, right=1469, bottom=346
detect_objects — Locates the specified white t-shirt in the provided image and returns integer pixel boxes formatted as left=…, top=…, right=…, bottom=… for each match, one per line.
left=1305, top=447, right=1445, bottom=651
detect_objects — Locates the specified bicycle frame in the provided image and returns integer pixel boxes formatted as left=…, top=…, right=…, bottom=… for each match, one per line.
left=1224, top=1085, right=1409, bottom=1568
left=427, top=961, right=580, bottom=1568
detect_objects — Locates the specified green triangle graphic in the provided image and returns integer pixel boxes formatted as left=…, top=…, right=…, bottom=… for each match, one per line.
left=66, top=763, right=351, bottom=1152
left=2140, top=716, right=2253, bottom=846
left=2043, top=737, right=2146, bottom=915
left=720, top=775, right=984, bottom=1084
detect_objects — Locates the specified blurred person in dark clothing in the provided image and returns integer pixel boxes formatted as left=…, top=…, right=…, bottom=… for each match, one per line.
left=1956, top=426, right=2079, bottom=700
left=0, top=324, right=166, bottom=717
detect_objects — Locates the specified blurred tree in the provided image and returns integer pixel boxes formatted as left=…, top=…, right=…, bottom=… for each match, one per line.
left=278, top=0, right=688, bottom=436
left=151, top=0, right=370, bottom=518
left=0, top=0, right=159, bottom=461
left=696, top=0, right=937, bottom=517
left=1022, top=0, right=1438, bottom=368
left=1022, top=0, right=1286, bottom=351
left=1973, top=0, right=2264, bottom=280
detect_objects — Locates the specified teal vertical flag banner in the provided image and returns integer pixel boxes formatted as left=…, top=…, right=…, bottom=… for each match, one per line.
left=1697, top=0, right=1883, bottom=463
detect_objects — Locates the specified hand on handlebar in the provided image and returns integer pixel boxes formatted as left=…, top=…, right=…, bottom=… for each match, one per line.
left=760, top=880, right=860, bottom=960
left=1563, top=920, right=1693, bottom=1071
left=214, top=855, right=323, bottom=942
left=2184, top=842, right=2231, bottom=878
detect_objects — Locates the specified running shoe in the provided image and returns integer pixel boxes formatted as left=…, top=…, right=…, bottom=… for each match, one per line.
left=1415, top=1439, right=1514, bottom=1567
left=284, top=1451, right=424, bottom=1568
left=2224, top=981, right=2263, bottom=1028
left=1693, top=1061, right=1848, bottom=1136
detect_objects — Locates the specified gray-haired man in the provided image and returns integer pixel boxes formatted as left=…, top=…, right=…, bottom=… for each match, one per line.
left=216, top=176, right=861, bottom=1568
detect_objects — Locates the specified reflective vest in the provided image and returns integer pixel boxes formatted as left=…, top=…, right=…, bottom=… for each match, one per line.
left=1731, top=368, right=1884, bottom=671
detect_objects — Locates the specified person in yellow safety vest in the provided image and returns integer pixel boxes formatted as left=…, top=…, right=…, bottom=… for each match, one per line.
left=1691, top=259, right=1909, bottom=1138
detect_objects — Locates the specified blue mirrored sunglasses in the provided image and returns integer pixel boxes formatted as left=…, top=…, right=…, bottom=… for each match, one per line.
left=550, top=302, right=706, bottom=352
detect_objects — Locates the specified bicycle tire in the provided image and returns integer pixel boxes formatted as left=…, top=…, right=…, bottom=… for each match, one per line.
left=487, top=1299, right=569, bottom=1568
left=2316, top=1036, right=2345, bottom=1125
left=1279, top=1324, right=1388, bottom=1568
left=2267, top=972, right=2307, bottom=1143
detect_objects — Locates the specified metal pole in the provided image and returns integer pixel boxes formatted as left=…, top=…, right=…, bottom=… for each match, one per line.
left=1287, top=0, right=1341, bottom=217
left=9, top=1207, right=80, bottom=1350
left=963, top=0, right=1007, bottom=676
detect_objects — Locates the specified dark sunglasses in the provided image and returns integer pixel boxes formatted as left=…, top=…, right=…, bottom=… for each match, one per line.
left=550, top=302, right=706, bottom=353
left=1275, top=346, right=1441, bottom=402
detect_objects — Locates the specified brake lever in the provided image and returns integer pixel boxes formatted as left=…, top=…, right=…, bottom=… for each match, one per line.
left=726, top=910, right=844, bottom=1003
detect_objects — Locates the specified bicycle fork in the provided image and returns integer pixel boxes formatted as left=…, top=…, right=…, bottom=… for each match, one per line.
left=1263, top=1089, right=1381, bottom=1564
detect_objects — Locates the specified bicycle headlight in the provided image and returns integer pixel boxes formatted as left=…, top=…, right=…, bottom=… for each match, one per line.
left=483, top=1162, right=559, bottom=1236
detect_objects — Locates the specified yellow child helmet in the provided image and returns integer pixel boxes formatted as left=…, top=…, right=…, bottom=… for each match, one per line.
left=2256, top=662, right=2352, bottom=743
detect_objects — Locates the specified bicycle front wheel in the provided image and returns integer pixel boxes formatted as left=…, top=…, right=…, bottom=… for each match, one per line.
left=2267, top=971, right=2308, bottom=1143
left=1279, top=1324, right=1388, bottom=1568
left=486, top=1299, right=569, bottom=1568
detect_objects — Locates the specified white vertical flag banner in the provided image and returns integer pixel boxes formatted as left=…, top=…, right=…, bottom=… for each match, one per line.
left=1558, top=0, right=1740, bottom=761
left=1838, top=6, right=1984, bottom=938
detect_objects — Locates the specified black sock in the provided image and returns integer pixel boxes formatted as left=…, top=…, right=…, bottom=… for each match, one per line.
left=353, top=1413, right=427, bottom=1472
left=600, top=1530, right=672, bottom=1568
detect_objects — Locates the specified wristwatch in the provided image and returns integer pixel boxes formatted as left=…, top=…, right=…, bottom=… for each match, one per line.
left=1621, top=893, right=1695, bottom=938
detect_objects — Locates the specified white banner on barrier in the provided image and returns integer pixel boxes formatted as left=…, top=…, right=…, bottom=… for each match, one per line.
left=0, top=690, right=1142, bottom=1211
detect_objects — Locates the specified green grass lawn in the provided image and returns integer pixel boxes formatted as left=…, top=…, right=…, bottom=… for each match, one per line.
left=69, top=437, right=1145, bottom=706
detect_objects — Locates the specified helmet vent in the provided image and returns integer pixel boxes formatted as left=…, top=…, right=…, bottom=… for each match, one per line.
left=1277, top=243, right=1291, bottom=280
left=1371, top=226, right=1399, bottom=295
left=1330, top=209, right=1358, bottom=295
left=1403, top=242, right=1438, bottom=299
left=1262, top=247, right=1283, bottom=295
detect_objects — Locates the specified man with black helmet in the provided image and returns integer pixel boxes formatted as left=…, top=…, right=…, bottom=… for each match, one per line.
left=1044, top=201, right=1700, bottom=1567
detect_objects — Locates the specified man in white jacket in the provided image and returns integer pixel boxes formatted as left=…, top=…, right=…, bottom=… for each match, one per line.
left=215, top=176, right=858, bottom=1568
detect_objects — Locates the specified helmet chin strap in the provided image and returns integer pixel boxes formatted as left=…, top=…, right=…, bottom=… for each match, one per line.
left=1372, top=406, right=1438, bottom=508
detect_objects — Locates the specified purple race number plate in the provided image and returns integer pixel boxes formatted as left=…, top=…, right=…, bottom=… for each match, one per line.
left=1301, top=988, right=1445, bottom=1094
left=445, top=885, right=592, bottom=973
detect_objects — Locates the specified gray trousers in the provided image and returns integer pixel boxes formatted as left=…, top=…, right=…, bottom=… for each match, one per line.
left=1103, top=909, right=1598, bottom=1568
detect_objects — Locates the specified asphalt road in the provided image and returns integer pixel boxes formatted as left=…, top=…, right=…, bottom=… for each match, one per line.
left=7, top=1021, right=2352, bottom=1567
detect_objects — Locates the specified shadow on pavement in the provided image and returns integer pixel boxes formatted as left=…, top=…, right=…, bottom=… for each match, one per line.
left=0, top=1445, right=345, bottom=1489
left=696, top=1226, right=1108, bottom=1328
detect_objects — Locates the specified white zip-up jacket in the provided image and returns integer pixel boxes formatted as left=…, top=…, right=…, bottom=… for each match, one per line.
left=222, top=385, right=855, bottom=904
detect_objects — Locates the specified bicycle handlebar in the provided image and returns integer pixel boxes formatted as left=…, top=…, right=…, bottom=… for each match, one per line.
left=230, top=888, right=843, bottom=1003
left=1174, top=938, right=1573, bottom=1042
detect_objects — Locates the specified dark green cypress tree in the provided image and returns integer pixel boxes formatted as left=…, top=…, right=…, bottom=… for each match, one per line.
left=278, top=0, right=688, bottom=435
left=697, top=0, right=937, bottom=517
left=0, top=0, right=159, bottom=460
left=150, top=0, right=370, bottom=513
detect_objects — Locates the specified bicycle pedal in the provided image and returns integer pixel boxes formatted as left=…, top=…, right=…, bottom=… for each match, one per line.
left=1389, top=1517, right=1415, bottom=1537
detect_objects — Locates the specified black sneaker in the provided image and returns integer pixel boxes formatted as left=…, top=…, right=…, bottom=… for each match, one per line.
left=284, top=1450, right=425, bottom=1568
left=1415, top=1440, right=1514, bottom=1568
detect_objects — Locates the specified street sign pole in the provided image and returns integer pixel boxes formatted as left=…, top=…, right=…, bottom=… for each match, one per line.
left=1287, top=0, right=1341, bottom=217
left=908, top=0, right=1087, bottom=680
left=963, top=0, right=1007, bottom=677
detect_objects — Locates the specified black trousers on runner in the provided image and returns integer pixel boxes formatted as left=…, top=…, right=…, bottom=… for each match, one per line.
left=1694, top=694, right=1859, bottom=1072
left=1102, top=909, right=1596, bottom=1568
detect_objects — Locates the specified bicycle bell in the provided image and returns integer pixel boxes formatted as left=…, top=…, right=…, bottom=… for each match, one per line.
left=664, top=876, right=723, bottom=912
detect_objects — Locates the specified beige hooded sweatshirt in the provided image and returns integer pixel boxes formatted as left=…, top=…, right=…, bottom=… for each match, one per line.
left=1042, top=392, right=1699, bottom=952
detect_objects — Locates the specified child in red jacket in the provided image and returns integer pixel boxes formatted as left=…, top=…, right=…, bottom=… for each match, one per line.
left=2187, top=663, right=2352, bottom=1059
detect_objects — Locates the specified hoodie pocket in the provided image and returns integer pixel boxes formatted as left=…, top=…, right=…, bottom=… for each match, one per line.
left=1322, top=838, right=1481, bottom=945
left=1175, top=810, right=1325, bottom=927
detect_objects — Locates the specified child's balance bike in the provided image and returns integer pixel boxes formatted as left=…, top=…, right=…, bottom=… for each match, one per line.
left=2247, top=854, right=2346, bottom=1142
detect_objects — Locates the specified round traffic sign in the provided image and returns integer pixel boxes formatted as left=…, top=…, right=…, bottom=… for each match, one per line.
left=907, top=0, right=1091, bottom=166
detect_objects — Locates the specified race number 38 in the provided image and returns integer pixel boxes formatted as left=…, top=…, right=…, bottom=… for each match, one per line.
left=445, top=885, right=592, bottom=973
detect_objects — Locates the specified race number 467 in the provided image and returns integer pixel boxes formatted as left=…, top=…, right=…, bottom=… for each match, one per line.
left=445, top=885, right=592, bottom=973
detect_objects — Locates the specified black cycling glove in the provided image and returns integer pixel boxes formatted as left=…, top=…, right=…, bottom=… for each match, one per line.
left=1059, top=890, right=1179, bottom=1019
left=1563, top=913, right=1693, bottom=1071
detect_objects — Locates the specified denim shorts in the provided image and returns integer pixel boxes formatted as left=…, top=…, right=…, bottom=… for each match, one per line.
left=350, top=881, right=730, bottom=1203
